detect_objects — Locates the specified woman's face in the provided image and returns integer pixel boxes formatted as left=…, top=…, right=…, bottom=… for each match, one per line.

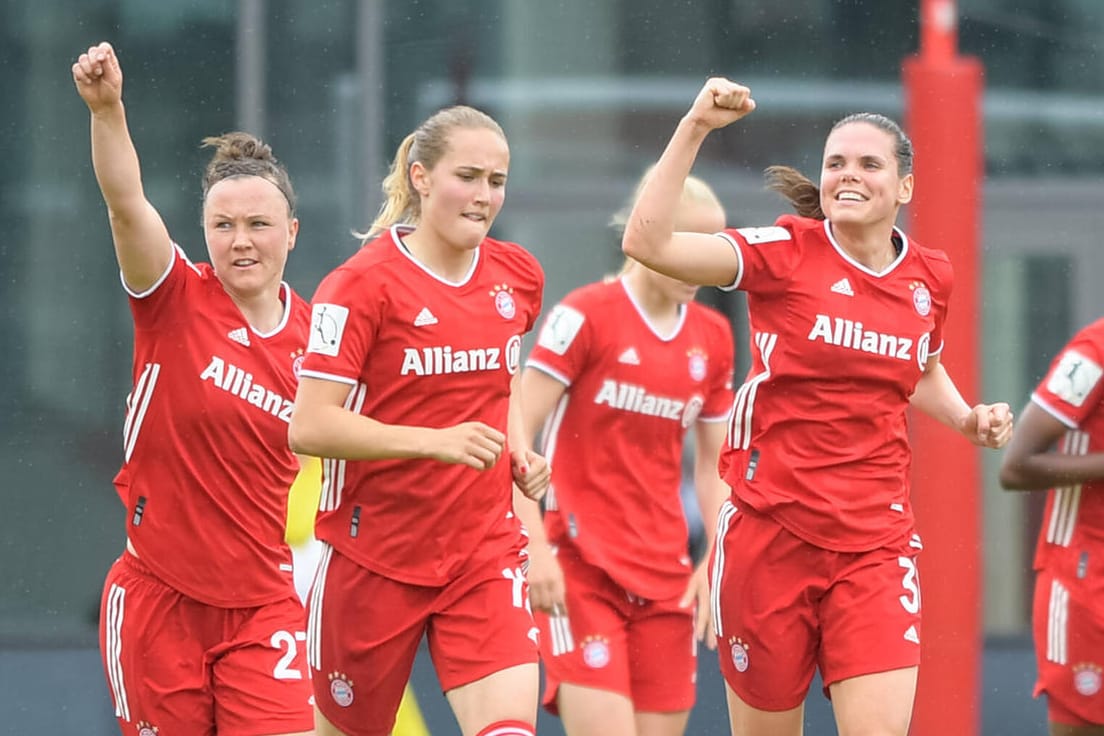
left=203, top=175, right=297, bottom=299
left=819, top=121, right=913, bottom=227
left=413, top=127, right=509, bottom=252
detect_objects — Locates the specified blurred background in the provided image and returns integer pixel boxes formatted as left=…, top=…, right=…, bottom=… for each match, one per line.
left=2, top=0, right=1103, bottom=733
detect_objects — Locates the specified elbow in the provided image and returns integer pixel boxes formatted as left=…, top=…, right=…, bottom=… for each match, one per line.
left=288, top=412, right=320, bottom=457
left=997, top=461, right=1026, bottom=491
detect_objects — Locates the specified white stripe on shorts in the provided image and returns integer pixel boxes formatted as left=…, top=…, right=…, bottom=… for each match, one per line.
left=104, top=582, right=131, bottom=722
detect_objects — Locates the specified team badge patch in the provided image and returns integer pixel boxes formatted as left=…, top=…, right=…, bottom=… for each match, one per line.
left=136, top=721, right=159, bottom=736
left=490, top=283, right=516, bottom=319
left=729, top=636, right=750, bottom=673
left=1073, top=663, right=1103, bottom=696
left=537, top=304, right=586, bottom=356
left=581, top=636, right=611, bottom=668
left=1047, top=349, right=1104, bottom=408
left=290, top=348, right=305, bottom=379
left=910, top=281, right=932, bottom=317
left=328, top=671, right=355, bottom=707
left=308, top=303, right=350, bottom=357
left=688, top=348, right=708, bottom=382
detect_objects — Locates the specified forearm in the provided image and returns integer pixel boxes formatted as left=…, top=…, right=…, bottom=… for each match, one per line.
left=89, top=102, right=148, bottom=216
left=513, top=486, right=550, bottom=546
left=1003, top=452, right=1104, bottom=491
left=288, top=403, right=437, bottom=461
left=910, top=362, right=972, bottom=435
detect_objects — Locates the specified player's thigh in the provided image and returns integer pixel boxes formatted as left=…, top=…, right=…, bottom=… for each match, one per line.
left=557, top=684, right=636, bottom=736
left=213, top=595, right=315, bottom=736
left=724, top=682, right=804, bottom=736
left=307, top=544, right=429, bottom=736
left=445, top=662, right=540, bottom=736
left=828, top=667, right=917, bottom=736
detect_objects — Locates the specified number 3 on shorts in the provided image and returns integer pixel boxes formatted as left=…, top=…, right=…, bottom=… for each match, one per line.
left=896, top=557, right=921, bottom=615
left=271, top=630, right=308, bottom=680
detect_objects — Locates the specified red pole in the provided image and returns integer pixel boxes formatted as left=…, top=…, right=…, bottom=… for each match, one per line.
left=903, top=1, right=985, bottom=735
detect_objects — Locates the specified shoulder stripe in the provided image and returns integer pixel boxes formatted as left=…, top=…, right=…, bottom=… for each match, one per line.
left=320, top=383, right=368, bottom=511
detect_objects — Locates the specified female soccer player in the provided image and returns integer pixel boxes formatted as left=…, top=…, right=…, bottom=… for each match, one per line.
left=1000, top=318, right=1104, bottom=736
left=621, top=77, right=1014, bottom=736
left=516, top=171, right=734, bottom=736
left=74, top=41, right=313, bottom=735
left=289, top=104, right=548, bottom=736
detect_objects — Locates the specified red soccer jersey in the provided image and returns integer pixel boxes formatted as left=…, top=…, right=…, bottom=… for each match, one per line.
left=300, top=226, right=544, bottom=586
left=1030, top=317, right=1104, bottom=598
left=114, top=246, right=311, bottom=607
left=526, top=278, right=735, bottom=600
left=717, top=215, right=952, bottom=552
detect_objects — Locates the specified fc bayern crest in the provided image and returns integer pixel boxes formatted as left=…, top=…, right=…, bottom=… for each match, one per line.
left=729, top=637, right=750, bottom=673
left=491, top=283, right=516, bottom=319
left=136, top=722, right=159, bottom=736
left=1073, top=663, right=1103, bottom=696
left=912, top=284, right=932, bottom=317
left=582, top=636, right=611, bottom=669
left=688, top=351, right=707, bottom=382
left=329, top=672, right=355, bottom=707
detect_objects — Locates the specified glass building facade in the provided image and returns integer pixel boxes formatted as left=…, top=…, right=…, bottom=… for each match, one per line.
left=2, top=0, right=1104, bottom=728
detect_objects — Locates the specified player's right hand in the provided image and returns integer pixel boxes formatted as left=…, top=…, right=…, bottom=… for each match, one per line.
left=685, top=77, right=756, bottom=132
left=72, top=42, right=123, bottom=112
left=432, top=421, right=505, bottom=471
left=526, top=543, right=567, bottom=615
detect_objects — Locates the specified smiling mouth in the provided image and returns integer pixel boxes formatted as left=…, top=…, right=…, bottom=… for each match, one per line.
left=836, top=192, right=867, bottom=202
left=232, top=258, right=258, bottom=267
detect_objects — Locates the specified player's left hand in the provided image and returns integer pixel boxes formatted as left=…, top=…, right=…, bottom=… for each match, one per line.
left=964, top=402, right=1014, bottom=448
left=679, top=560, right=716, bottom=650
left=512, top=448, right=550, bottom=501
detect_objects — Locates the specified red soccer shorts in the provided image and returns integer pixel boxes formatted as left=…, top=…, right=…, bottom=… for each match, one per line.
left=307, top=541, right=539, bottom=736
left=710, top=502, right=923, bottom=710
left=535, top=539, right=696, bottom=714
left=1033, top=569, right=1104, bottom=727
left=99, top=552, right=313, bottom=735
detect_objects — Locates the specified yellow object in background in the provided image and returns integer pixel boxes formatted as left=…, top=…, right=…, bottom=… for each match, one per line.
left=284, top=457, right=431, bottom=735
left=285, top=455, right=323, bottom=546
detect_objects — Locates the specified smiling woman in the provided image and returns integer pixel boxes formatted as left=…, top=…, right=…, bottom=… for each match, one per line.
left=620, top=76, right=1014, bottom=736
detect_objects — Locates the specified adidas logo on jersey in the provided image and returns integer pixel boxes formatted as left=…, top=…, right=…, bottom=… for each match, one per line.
left=617, top=347, right=641, bottom=365
left=903, top=625, right=920, bottom=644
left=227, top=327, right=251, bottom=346
left=414, top=307, right=438, bottom=327
left=830, top=278, right=854, bottom=296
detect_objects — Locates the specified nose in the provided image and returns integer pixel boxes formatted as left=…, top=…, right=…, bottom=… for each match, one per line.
left=231, top=224, right=251, bottom=248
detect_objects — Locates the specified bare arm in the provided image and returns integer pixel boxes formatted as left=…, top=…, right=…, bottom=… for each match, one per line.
left=692, top=419, right=730, bottom=553
left=512, top=367, right=570, bottom=611
left=909, top=353, right=1013, bottom=448
left=998, top=401, right=1104, bottom=491
left=72, top=42, right=172, bottom=292
left=621, top=78, right=755, bottom=286
left=509, top=370, right=552, bottom=500
left=288, top=376, right=505, bottom=469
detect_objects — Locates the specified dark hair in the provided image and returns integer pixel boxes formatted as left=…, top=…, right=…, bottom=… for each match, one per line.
left=764, top=113, right=913, bottom=221
left=200, top=132, right=296, bottom=218
left=366, top=105, right=507, bottom=238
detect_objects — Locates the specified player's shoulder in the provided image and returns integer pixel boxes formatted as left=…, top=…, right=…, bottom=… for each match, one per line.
left=900, top=233, right=953, bottom=289
left=483, top=236, right=544, bottom=283
left=686, top=299, right=732, bottom=331
left=1067, top=317, right=1104, bottom=350
left=560, top=278, right=622, bottom=310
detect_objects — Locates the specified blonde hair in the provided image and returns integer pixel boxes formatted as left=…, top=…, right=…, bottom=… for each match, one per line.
left=364, top=105, right=507, bottom=239
left=608, top=166, right=724, bottom=278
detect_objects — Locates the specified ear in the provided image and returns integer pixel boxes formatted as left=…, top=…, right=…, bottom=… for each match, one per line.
left=409, top=160, right=431, bottom=198
left=286, top=217, right=300, bottom=252
left=897, top=173, right=914, bottom=205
